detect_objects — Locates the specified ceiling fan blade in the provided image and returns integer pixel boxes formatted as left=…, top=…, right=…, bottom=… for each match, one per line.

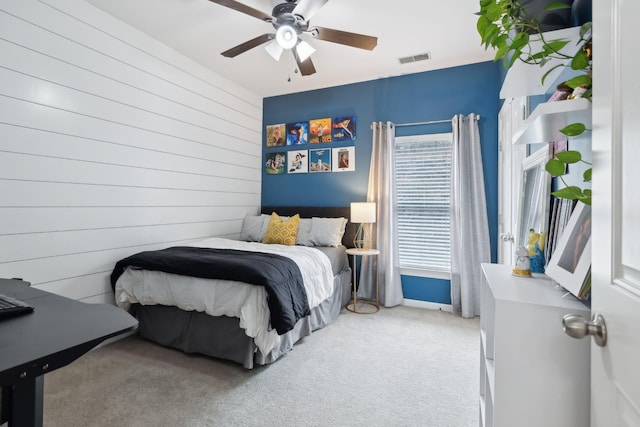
left=222, top=34, right=274, bottom=58
left=208, top=0, right=274, bottom=22
left=292, top=0, right=329, bottom=20
left=311, top=26, right=377, bottom=50
left=293, top=49, right=316, bottom=76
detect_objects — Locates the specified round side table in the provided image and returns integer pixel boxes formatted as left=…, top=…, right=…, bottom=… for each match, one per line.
left=345, top=248, right=380, bottom=314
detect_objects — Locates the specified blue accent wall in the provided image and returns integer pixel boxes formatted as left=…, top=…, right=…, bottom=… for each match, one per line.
left=401, top=275, right=452, bottom=305
left=262, top=61, right=502, bottom=304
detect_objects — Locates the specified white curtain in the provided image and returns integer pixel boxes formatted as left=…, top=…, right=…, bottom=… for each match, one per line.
left=450, top=114, right=491, bottom=318
left=360, top=121, right=403, bottom=307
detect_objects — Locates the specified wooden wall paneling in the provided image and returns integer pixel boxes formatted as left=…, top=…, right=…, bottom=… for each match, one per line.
left=0, top=206, right=250, bottom=235
left=0, top=67, right=260, bottom=157
left=0, top=181, right=260, bottom=208
left=0, top=37, right=261, bottom=136
left=0, top=123, right=262, bottom=183
left=0, top=0, right=262, bottom=301
left=1, top=0, right=262, bottom=121
left=0, top=97, right=261, bottom=167
left=0, top=152, right=259, bottom=195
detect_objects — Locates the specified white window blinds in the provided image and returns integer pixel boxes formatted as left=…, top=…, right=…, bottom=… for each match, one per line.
left=395, top=133, right=452, bottom=273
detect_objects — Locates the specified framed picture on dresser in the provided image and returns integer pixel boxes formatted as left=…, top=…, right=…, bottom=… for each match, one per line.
left=545, top=202, right=591, bottom=299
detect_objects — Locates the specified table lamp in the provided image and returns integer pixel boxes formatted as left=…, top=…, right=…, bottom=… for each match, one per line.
left=350, top=202, right=376, bottom=249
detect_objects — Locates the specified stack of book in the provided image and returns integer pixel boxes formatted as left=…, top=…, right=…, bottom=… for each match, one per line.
left=545, top=198, right=578, bottom=265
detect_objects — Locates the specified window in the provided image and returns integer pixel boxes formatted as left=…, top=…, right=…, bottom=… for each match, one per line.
left=395, top=133, right=452, bottom=278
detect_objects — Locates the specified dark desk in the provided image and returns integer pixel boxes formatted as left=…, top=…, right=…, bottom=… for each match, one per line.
left=0, top=278, right=137, bottom=427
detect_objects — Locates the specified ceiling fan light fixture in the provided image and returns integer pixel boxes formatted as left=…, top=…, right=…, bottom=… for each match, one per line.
left=276, top=25, right=298, bottom=50
left=210, top=0, right=378, bottom=77
left=265, top=40, right=284, bottom=61
left=295, top=40, right=315, bottom=62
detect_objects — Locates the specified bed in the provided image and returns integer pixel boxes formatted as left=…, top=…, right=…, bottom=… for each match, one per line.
left=111, top=206, right=355, bottom=369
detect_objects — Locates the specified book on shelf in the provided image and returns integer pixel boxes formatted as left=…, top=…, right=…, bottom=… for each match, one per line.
left=546, top=198, right=560, bottom=265
left=546, top=198, right=578, bottom=264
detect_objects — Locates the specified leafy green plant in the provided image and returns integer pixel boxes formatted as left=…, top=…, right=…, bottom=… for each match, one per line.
left=544, top=124, right=592, bottom=205
left=477, top=0, right=592, bottom=86
left=476, top=0, right=592, bottom=204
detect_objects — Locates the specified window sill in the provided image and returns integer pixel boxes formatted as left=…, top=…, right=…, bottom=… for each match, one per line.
left=400, top=267, right=451, bottom=281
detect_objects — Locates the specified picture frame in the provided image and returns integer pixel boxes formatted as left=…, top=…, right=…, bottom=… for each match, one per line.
left=265, top=124, right=286, bottom=147
left=309, top=118, right=332, bottom=144
left=516, top=145, right=552, bottom=248
left=287, top=149, right=308, bottom=174
left=332, top=116, right=356, bottom=142
left=545, top=203, right=591, bottom=299
left=332, top=146, right=355, bottom=172
left=265, top=152, right=285, bottom=175
left=286, top=122, right=309, bottom=145
left=309, top=148, right=331, bottom=172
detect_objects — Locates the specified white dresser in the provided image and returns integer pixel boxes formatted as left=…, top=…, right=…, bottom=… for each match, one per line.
left=479, top=263, right=590, bottom=427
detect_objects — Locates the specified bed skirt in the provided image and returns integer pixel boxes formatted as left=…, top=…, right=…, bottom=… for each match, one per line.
left=130, top=269, right=352, bottom=369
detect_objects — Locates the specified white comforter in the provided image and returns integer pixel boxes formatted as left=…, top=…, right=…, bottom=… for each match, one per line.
left=114, top=237, right=334, bottom=355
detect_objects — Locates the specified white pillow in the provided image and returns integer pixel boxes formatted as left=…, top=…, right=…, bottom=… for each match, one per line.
left=239, top=214, right=270, bottom=242
left=295, top=218, right=313, bottom=246
left=308, top=217, right=348, bottom=247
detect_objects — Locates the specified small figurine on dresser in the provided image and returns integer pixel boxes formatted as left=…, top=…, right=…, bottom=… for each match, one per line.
left=513, top=246, right=532, bottom=277
left=528, top=229, right=547, bottom=273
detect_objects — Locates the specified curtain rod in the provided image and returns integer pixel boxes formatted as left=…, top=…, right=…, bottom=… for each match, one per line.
left=394, top=115, right=480, bottom=128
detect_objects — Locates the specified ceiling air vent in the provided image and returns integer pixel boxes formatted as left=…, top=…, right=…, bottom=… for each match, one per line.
left=398, top=52, right=432, bottom=65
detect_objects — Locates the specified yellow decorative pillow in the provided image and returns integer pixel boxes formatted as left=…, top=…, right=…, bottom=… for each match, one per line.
left=262, top=213, right=300, bottom=245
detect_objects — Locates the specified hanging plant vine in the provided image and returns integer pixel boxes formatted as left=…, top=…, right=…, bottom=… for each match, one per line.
left=476, top=0, right=592, bottom=204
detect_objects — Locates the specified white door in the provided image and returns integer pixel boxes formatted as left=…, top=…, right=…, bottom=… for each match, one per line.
left=497, top=98, right=527, bottom=265
left=589, top=0, right=640, bottom=424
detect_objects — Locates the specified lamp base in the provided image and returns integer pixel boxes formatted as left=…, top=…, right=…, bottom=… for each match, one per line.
left=353, top=223, right=371, bottom=249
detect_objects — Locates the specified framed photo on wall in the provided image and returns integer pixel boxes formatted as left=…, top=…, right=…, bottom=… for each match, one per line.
left=286, top=121, right=309, bottom=145
left=545, top=203, right=591, bottom=299
left=309, top=149, right=331, bottom=173
left=265, top=152, right=285, bottom=175
left=265, top=123, right=286, bottom=147
left=309, top=118, right=332, bottom=144
left=332, top=146, right=355, bottom=172
left=287, top=150, right=308, bottom=174
left=332, top=116, right=356, bottom=142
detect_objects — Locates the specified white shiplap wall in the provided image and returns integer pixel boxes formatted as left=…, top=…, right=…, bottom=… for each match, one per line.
left=0, top=0, right=262, bottom=303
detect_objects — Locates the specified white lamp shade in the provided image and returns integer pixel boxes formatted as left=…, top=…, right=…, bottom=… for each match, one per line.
left=350, top=202, right=376, bottom=223
left=295, top=40, right=315, bottom=62
left=264, top=40, right=284, bottom=61
left=275, top=25, right=297, bottom=50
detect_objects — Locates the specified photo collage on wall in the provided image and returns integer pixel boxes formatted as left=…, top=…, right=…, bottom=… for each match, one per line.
left=265, top=116, right=356, bottom=174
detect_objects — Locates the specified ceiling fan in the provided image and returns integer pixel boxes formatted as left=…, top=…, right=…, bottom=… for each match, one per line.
left=208, top=0, right=378, bottom=76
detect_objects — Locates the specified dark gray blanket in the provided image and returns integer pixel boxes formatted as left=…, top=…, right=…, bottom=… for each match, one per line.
left=110, top=246, right=310, bottom=335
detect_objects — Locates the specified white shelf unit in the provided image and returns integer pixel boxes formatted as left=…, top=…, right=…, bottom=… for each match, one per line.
left=500, top=26, right=586, bottom=99
left=479, top=263, right=590, bottom=427
left=512, top=98, right=592, bottom=145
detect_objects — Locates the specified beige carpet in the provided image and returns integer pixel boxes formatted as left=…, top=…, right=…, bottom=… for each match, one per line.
left=43, top=306, right=479, bottom=427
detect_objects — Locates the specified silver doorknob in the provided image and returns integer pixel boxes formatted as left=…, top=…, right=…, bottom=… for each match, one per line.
left=562, top=312, right=607, bottom=347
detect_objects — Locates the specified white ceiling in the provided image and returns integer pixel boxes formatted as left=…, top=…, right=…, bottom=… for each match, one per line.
left=85, top=0, right=496, bottom=98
